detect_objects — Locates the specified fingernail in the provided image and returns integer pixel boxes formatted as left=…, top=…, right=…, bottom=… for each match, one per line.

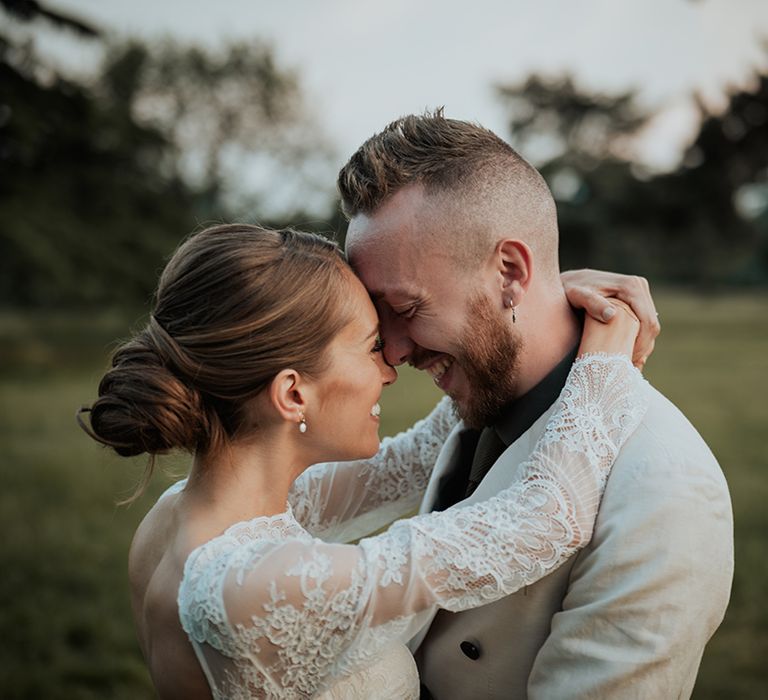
left=602, top=307, right=616, bottom=321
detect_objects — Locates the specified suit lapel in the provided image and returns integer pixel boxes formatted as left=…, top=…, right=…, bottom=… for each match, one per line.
left=464, top=403, right=558, bottom=505
left=420, top=420, right=470, bottom=514
left=422, top=398, right=559, bottom=514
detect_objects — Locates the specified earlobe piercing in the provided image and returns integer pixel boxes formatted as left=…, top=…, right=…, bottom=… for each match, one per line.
left=507, top=298, right=517, bottom=323
left=298, top=413, right=307, bottom=433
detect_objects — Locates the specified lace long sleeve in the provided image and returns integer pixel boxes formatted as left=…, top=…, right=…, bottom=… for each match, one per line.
left=288, top=396, right=457, bottom=541
left=178, top=354, right=649, bottom=698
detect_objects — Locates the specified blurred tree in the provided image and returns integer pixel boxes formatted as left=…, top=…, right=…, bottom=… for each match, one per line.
left=99, top=39, right=335, bottom=215
left=496, top=75, right=657, bottom=275
left=496, top=72, right=768, bottom=284
left=674, top=76, right=768, bottom=282
left=0, top=0, right=98, bottom=37
left=497, top=75, right=647, bottom=167
left=0, top=7, right=337, bottom=310
left=0, top=33, right=201, bottom=308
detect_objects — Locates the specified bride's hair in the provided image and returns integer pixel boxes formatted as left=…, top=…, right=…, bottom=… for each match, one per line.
left=78, top=224, right=353, bottom=497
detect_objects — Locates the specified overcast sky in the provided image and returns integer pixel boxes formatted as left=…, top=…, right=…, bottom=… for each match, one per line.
left=15, top=0, right=768, bottom=176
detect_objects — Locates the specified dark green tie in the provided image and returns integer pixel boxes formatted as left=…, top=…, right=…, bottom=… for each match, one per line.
left=465, top=426, right=506, bottom=497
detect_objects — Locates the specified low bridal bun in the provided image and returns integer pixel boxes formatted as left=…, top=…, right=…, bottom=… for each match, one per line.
left=78, top=329, right=213, bottom=457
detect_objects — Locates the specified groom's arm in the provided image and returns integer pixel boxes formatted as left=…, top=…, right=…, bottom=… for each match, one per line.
left=526, top=422, right=733, bottom=699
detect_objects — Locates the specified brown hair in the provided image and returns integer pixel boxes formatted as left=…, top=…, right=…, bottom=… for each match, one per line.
left=337, top=109, right=560, bottom=275
left=78, top=224, right=353, bottom=497
left=337, top=108, right=535, bottom=218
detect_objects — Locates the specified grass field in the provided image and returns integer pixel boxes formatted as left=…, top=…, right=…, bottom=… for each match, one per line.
left=1, top=292, right=766, bottom=698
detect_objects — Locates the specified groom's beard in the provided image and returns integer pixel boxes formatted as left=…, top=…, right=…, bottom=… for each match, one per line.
left=453, top=293, right=523, bottom=430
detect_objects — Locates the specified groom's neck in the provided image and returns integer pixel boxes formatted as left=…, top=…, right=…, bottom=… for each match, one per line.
left=512, top=292, right=581, bottom=399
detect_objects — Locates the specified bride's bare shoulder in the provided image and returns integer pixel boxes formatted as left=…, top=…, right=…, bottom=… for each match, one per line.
left=127, top=490, right=191, bottom=658
left=127, top=491, right=212, bottom=698
left=130, top=497, right=177, bottom=582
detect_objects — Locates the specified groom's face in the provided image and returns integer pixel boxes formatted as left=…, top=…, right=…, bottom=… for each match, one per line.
left=346, top=185, right=523, bottom=428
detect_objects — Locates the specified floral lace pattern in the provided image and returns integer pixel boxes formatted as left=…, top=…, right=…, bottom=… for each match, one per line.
left=176, top=354, right=649, bottom=699
left=289, top=396, right=457, bottom=542
left=317, top=643, right=419, bottom=699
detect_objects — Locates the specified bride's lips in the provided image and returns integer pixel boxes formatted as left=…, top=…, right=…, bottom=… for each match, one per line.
left=370, top=402, right=381, bottom=421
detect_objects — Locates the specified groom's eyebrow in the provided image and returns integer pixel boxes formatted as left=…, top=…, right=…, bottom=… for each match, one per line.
left=369, top=286, right=422, bottom=302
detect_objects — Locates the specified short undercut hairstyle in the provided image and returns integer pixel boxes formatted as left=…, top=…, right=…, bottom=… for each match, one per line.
left=337, top=109, right=560, bottom=276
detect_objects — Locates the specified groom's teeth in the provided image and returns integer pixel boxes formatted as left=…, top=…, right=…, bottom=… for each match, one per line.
left=370, top=403, right=381, bottom=417
left=425, top=358, right=454, bottom=384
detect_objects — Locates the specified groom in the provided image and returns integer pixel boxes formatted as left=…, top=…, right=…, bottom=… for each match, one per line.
left=338, top=112, right=733, bottom=699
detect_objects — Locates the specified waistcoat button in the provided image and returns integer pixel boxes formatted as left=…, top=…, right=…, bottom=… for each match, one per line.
left=460, top=640, right=481, bottom=660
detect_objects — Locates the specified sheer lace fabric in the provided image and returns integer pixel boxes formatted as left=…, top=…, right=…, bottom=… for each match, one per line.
left=176, top=354, right=648, bottom=699
left=288, top=396, right=457, bottom=543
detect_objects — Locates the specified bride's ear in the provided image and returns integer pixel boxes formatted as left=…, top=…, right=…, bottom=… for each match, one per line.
left=268, top=369, right=309, bottom=425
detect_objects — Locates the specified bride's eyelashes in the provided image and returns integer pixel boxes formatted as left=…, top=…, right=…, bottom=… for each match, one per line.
left=372, top=336, right=386, bottom=353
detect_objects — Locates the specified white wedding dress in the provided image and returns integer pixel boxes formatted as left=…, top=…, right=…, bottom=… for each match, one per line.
left=165, top=354, right=648, bottom=699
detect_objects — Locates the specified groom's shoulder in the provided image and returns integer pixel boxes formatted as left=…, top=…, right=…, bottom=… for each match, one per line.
left=609, top=381, right=728, bottom=497
left=626, top=382, right=713, bottom=458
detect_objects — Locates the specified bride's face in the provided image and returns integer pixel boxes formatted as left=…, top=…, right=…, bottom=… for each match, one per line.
left=307, top=275, right=397, bottom=461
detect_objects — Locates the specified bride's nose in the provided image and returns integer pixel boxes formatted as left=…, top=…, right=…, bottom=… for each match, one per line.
left=377, top=353, right=398, bottom=386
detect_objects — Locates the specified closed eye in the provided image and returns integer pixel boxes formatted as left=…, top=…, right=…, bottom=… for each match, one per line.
left=394, top=305, right=417, bottom=319
left=372, top=335, right=386, bottom=353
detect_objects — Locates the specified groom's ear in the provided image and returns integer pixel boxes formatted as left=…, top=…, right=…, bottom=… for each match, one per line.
left=495, top=239, right=533, bottom=306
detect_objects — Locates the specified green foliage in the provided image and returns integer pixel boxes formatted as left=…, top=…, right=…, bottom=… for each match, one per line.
left=0, top=35, right=202, bottom=309
left=0, top=23, right=335, bottom=311
left=642, top=293, right=768, bottom=698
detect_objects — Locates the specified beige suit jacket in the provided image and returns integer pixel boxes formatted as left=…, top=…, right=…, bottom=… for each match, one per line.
left=413, top=385, right=733, bottom=699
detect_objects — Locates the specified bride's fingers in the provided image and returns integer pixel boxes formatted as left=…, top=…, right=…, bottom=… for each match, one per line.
left=561, top=270, right=660, bottom=368
left=610, top=276, right=660, bottom=367
left=579, top=300, right=639, bottom=359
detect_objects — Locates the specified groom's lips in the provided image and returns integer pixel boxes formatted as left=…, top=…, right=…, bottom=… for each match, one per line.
left=416, top=354, right=456, bottom=392
left=434, top=361, right=455, bottom=392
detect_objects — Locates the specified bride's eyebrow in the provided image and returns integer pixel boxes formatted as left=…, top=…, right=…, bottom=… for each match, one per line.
left=364, top=327, right=379, bottom=342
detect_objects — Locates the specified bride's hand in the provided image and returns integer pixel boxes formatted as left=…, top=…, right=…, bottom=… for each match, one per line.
left=561, top=269, right=659, bottom=370
left=577, top=299, right=640, bottom=361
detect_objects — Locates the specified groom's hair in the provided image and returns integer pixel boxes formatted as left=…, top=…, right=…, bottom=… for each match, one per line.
left=337, top=109, right=560, bottom=277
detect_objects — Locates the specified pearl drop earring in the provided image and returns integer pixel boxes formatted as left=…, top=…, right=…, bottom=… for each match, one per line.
left=298, top=413, right=307, bottom=433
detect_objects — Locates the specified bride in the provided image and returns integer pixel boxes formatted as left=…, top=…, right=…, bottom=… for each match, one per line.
left=79, top=223, right=648, bottom=699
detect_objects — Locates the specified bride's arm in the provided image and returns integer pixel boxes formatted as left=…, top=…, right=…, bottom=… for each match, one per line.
left=288, top=299, right=638, bottom=544
left=288, top=396, right=457, bottom=541
left=217, top=308, right=648, bottom=688
left=357, top=329, right=644, bottom=625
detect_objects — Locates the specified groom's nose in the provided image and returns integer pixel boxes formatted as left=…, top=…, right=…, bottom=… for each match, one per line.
left=380, top=314, right=415, bottom=366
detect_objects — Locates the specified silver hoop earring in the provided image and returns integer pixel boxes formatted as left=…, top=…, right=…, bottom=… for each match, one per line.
left=298, top=413, right=307, bottom=434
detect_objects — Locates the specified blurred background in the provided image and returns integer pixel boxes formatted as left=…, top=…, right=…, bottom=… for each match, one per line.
left=1, top=1, right=766, bottom=697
